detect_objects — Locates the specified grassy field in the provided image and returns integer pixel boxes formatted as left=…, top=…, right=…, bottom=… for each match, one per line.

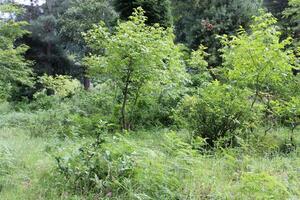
left=0, top=109, right=299, bottom=199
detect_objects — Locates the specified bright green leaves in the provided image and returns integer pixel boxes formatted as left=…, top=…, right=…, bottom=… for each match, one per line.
left=219, top=11, right=300, bottom=137
left=220, top=12, right=295, bottom=95
left=84, top=7, right=188, bottom=130
left=0, top=4, right=33, bottom=102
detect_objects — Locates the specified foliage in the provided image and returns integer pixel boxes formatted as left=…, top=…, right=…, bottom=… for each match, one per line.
left=271, top=97, right=300, bottom=131
left=0, top=4, right=33, bottom=102
left=55, top=135, right=136, bottom=196
left=114, top=0, right=173, bottom=27
left=84, top=8, right=188, bottom=130
left=174, top=81, right=255, bottom=146
left=59, top=0, right=117, bottom=55
left=37, top=74, right=81, bottom=98
left=54, top=131, right=198, bottom=198
left=188, top=45, right=212, bottom=87
left=171, top=0, right=262, bottom=65
left=283, top=0, right=300, bottom=45
left=220, top=12, right=295, bottom=104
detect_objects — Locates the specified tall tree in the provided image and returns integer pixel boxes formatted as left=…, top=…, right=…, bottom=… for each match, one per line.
left=171, top=0, right=262, bottom=67
left=59, top=0, right=117, bottom=57
left=263, top=0, right=288, bottom=18
left=113, top=0, right=173, bottom=27
left=21, top=0, right=74, bottom=77
left=58, top=0, right=117, bottom=89
left=283, top=0, right=300, bottom=45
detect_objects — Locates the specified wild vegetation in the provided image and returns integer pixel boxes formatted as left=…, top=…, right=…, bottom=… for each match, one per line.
left=0, top=0, right=299, bottom=199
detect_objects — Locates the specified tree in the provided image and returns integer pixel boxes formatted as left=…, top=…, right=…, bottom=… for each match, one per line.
left=0, top=4, right=33, bottom=101
left=57, top=0, right=118, bottom=90
left=59, top=0, right=117, bottom=54
left=84, top=8, right=187, bottom=130
left=283, top=0, right=300, bottom=45
left=20, top=0, right=75, bottom=78
left=221, top=12, right=294, bottom=90
left=113, top=0, right=173, bottom=27
left=171, top=0, right=261, bottom=66
left=220, top=11, right=298, bottom=119
left=263, top=0, right=288, bottom=18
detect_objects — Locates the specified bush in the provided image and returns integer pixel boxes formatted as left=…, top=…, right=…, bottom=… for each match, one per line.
left=53, top=131, right=200, bottom=199
left=174, top=81, right=256, bottom=146
left=55, top=136, right=136, bottom=196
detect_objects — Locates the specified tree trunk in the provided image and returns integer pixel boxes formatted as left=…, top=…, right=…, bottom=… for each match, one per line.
left=121, top=70, right=132, bottom=131
left=83, top=76, right=91, bottom=90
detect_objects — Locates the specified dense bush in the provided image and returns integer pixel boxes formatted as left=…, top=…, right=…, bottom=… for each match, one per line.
left=54, top=131, right=202, bottom=199
left=174, top=81, right=256, bottom=146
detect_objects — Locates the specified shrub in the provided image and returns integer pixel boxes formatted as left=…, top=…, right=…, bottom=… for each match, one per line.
left=54, top=135, right=137, bottom=196
left=174, top=81, right=256, bottom=146
left=271, top=97, right=300, bottom=132
left=54, top=131, right=200, bottom=199
left=37, top=75, right=82, bottom=99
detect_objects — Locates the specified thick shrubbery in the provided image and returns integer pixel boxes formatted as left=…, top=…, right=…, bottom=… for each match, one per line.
left=174, top=81, right=255, bottom=146
left=54, top=131, right=202, bottom=199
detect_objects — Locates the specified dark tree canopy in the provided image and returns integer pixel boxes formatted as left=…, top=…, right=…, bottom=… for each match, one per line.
left=171, top=0, right=262, bottom=66
left=113, top=0, right=173, bottom=27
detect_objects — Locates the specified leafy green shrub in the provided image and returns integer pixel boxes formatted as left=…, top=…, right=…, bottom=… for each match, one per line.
left=237, top=172, right=289, bottom=199
left=54, top=131, right=201, bottom=199
left=38, top=75, right=82, bottom=98
left=271, top=97, right=300, bottom=132
left=220, top=12, right=295, bottom=95
left=174, top=81, right=256, bottom=146
left=54, top=135, right=136, bottom=196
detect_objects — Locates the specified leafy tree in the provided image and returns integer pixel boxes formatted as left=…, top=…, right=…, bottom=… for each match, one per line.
left=57, top=0, right=118, bottom=89
left=0, top=4, right=33, bottom=102
left=113, top=0, right=173, bottom=27
left=283, top=0, right=300, bottom=45
left=20, top=0, right=75, bottom=78
left=220, top=12, right=296, bottom=107
left=84, top=8, right=187, bottom=130
left=59, top=0, right=117, bottom=55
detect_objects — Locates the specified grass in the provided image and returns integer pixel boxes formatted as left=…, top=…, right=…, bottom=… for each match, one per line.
left=0, top=127, right=55, bottom=199
left=0, top=110, right=299, bottom=199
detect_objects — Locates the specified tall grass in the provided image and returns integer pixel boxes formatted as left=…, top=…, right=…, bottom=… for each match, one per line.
left=0, top=108, right=299, bottom=199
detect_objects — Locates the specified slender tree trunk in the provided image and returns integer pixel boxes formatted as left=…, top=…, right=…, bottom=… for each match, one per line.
left=121, top=70, right=132, bottom=131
